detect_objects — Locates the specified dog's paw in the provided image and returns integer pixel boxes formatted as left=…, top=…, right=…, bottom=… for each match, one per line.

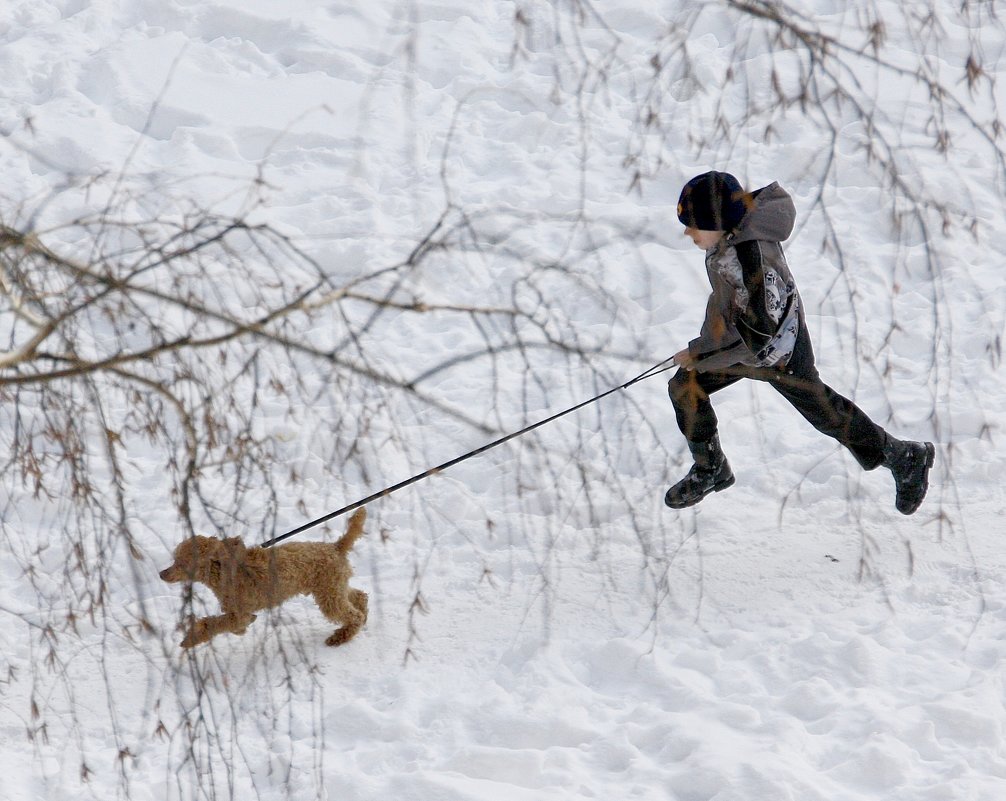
left=180, top=620, right=209, bottom=648
left=325, top=626, right=359, bottom=647
left=232, top=614, right=257, bottom=635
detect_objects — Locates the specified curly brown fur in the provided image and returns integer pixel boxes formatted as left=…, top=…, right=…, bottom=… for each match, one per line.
left=160, top=508, right=368, bottom=648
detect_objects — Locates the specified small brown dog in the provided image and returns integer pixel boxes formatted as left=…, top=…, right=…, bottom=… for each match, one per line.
left=160, top=509, right=368, bottom=649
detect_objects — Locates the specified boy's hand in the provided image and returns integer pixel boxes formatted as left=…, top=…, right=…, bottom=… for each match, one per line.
left=674, top=348, right=696, bottom=371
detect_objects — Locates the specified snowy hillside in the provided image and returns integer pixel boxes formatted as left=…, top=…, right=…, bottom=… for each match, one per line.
left=1, top=1, right=1005, bottom=800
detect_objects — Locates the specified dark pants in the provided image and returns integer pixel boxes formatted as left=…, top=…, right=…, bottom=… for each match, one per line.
left=668, top=328, right=887, bottom=470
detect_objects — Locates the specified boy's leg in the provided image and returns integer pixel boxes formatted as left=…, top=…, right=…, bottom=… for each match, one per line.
left=759, top=325, right=887, bottom=468
left=665, top=367, right=743, bottom=508
left=766, top=328, right=935, bottom=514
left=766, top=369, right=887, bottom=469
left=766, top=364, right=934, bottom=514
left=667, top=367, right=743, bottom=442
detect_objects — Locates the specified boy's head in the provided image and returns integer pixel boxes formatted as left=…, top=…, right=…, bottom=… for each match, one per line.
left=677, top=171, right=747, bottom=234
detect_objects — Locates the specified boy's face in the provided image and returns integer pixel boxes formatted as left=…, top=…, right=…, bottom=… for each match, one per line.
left=684, top=227, right=723, bottom=251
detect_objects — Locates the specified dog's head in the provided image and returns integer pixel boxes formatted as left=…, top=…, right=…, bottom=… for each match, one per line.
left=160, top=536, right=247, bottom=584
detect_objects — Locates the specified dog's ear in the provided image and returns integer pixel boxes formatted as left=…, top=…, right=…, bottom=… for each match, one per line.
left=201, top=538, right=227, bottom=582
left=207, top=537, right=247, bottom=584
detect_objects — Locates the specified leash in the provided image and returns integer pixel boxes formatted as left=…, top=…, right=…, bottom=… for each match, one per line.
left=259, top=355, right=678, bottom=548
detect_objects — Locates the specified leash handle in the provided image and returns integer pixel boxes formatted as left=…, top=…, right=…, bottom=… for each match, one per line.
left=259, top=356, right=676, bottom=548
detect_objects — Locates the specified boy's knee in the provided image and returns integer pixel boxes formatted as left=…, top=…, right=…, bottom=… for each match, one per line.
left=668, top=369, right=700, bottom=408
left=667, top=370, right=686, bottom=400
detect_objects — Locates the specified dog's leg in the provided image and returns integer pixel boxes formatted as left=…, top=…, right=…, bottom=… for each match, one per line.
left=181, top=618, right=209, bottom=648
left=348, top=588, right=369, bottom=622
left=180, top=612, right=257, bottom=648
left=317, top=587, right=368, bottom=647
left=225, top=611, right=257, bottom=635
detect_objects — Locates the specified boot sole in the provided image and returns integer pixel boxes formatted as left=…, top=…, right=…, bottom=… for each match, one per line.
left=665, top=473, right=736, bottom=510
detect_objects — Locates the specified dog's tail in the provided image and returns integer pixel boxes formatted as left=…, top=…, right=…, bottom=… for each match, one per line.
left=334, top=508, right=367, bottom=554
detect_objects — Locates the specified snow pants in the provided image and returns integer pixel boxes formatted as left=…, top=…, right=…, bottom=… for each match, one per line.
left=668, top=326, right=887, bottom=470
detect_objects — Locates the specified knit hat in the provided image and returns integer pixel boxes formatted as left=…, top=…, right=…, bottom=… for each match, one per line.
left=676, top=171, right=748, bottom=231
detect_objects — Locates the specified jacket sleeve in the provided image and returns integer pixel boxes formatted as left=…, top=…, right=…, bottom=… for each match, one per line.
left=688, top=301, right=748, bottom=371
left=687, top=241, right=782, bottom=372
left=732, top=240, right=783, bottom=355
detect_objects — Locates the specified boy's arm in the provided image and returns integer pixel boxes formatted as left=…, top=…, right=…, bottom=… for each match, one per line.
left=687, top=337, right=748, bottom=371
left=733, top=240, right=786, bottom=353
left=686, top=277, right=749, bottom=371
left=683, top=241, right=784, bottom=372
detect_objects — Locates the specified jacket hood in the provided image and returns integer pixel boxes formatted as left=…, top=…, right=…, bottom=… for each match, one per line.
left=730, top=182, right=795, bottom=244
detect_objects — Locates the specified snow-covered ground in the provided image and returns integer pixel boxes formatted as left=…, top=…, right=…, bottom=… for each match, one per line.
left=2, top=1, right=1005, bottom=799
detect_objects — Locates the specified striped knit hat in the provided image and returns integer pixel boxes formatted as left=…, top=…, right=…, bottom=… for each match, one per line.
left=677, top=171, right=748, bottom=231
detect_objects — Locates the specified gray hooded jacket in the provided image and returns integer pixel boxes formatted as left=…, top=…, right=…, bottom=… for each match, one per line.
left=688, top=182, right=802, bottom=372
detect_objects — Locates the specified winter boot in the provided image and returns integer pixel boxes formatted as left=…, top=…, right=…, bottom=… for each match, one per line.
left=882, top=435, right=936, bottom=515
left=665, top=433, right=735, bottom=509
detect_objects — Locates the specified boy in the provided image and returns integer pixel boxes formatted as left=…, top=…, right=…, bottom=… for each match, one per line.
left=666, top=171, right=935, bottom=514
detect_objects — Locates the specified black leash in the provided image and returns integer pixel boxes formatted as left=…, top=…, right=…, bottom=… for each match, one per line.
left=260, top=355, right=678, bottom=548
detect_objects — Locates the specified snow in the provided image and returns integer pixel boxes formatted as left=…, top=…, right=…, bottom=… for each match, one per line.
left=2, top=1, right=1006, bottom=800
